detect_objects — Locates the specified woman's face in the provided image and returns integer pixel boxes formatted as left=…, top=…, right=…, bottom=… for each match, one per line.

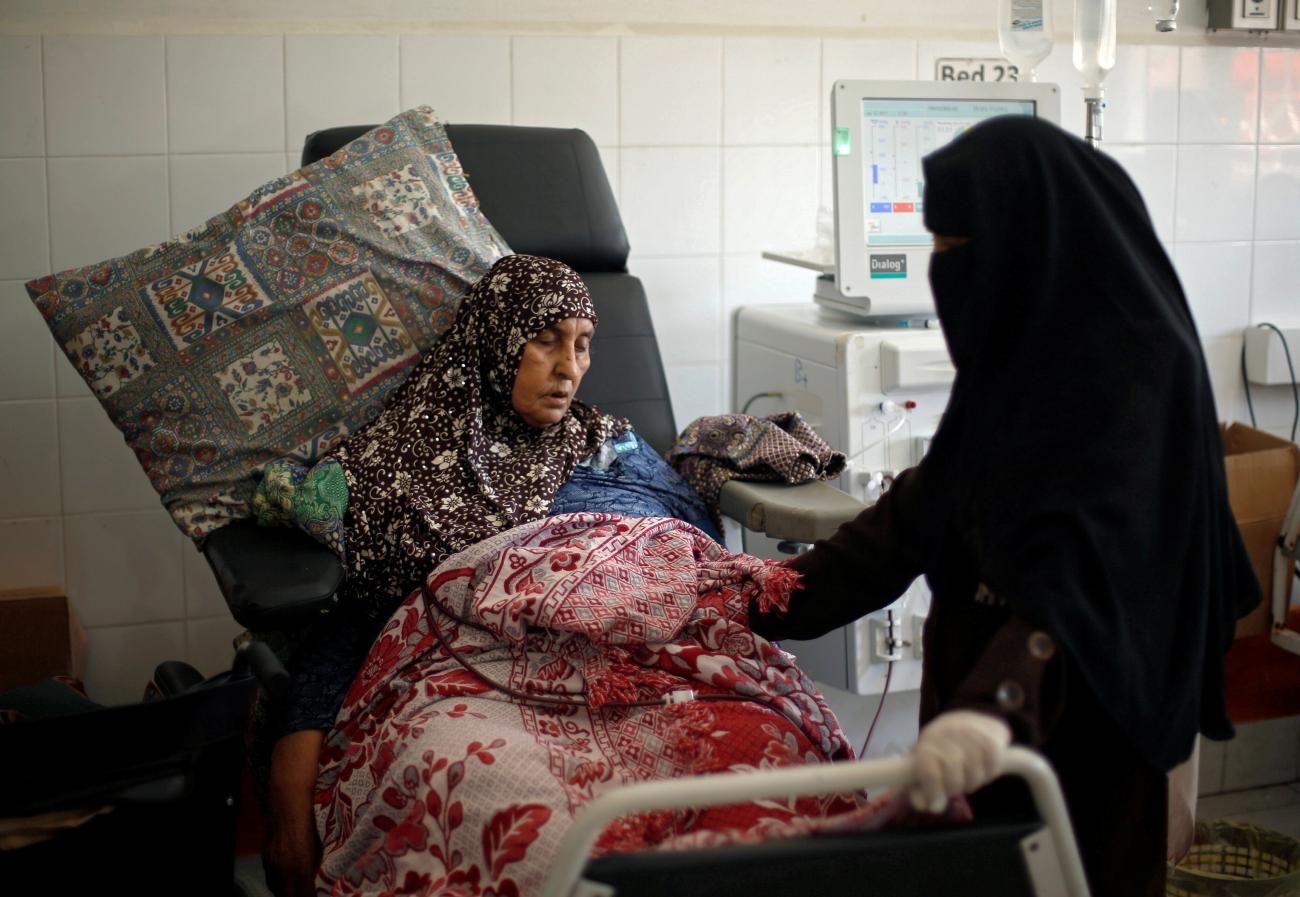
left=511, top=317, right=594, bottom=428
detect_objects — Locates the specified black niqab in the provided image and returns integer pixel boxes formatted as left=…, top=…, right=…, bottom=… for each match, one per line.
left=920, top=116, right=1259, bottom=770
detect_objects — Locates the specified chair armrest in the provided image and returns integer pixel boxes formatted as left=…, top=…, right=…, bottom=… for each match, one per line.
left=719, top=480, right=865, bottom=544
left=201, top=520, right=344, bottom=630
left=148, top=660, right=205, bottom=698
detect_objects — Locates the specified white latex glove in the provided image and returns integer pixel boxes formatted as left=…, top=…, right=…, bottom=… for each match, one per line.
left=910, top=710, right=1012, bottom=814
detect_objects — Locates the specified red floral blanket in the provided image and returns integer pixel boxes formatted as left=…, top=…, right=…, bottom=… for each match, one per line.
left=315, top=514, right=878, bottom=897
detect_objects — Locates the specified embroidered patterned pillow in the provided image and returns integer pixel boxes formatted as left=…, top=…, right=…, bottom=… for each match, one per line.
left=25, top=107, right=509, bottom=540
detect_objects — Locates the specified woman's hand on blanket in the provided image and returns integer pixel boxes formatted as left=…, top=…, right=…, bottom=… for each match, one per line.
left=909, top=710, right=1011, bottom=814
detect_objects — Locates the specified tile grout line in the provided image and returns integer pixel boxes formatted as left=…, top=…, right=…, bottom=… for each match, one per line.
left=610, top=34, right=621, bottom=204
left=38, top=35, right=69, bottom=596
left=159, top=52, right=186, bottom=620
left=1245, top=48, right=1263, bottom=329
left=715, top=38, right=728, bottom=414
left=282, top=34, right=290, bottom=157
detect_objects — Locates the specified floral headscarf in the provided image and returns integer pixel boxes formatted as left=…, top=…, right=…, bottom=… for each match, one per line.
left=329, top=254, right=630, bottom=615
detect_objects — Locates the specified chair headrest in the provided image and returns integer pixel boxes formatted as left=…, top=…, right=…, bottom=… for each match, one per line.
left=302, top=123, right=629, bottom=273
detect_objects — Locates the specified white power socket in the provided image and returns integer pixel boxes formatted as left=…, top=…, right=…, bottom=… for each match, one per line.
left=1245, top=326, right=1300, bottom=385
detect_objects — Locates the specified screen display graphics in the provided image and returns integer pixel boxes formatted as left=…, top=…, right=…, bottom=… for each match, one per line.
left=861, top=99, right=1035, bottom=246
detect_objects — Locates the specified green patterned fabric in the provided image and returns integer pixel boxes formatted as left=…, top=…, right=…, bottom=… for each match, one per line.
left=25, top=107, right=508, bottom=540
left=253, top=459, right=348, bottom=558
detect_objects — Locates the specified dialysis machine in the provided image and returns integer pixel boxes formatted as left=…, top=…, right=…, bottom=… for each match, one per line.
left=735, top=80, right=1060, bottom=698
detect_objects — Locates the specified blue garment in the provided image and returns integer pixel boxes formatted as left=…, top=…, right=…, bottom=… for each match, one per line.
left=285, top=432, right=719, bottom=733
left=549, top=432, right=722, bottom=542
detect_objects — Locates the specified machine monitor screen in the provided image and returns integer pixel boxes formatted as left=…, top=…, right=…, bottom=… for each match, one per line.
left=860, top=98, right=1035, bottom=247
left=829, top=80, right=1060, bottom=317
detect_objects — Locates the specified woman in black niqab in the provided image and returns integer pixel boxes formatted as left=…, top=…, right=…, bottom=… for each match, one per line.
left=750, top=116, right=1259, bottom=895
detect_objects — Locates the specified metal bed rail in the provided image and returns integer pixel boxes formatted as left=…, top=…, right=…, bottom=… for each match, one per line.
left=542, top=745, right=1090, bottom=897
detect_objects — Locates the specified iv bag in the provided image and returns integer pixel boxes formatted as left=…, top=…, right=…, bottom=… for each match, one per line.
left=1073, top=0, right=1117, bottom=98
left=998, top=0, right=1055, bottom=81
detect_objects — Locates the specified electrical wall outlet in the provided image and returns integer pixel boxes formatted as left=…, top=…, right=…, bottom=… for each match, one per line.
left=1286, top=0, right=1300, bottom=30
left=911, top=613, right=927, bottom=659
left=1245, top=326, right=1300, bottom=385
left=1208, top=0, right=1280, bottom=29
left=869, top=617, right=904, bottom=663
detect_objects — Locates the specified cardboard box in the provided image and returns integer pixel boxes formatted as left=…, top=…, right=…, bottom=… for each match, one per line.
left=0, top=587, right=86, bottom=689
left=1221, top=423, right=1300, bottom=638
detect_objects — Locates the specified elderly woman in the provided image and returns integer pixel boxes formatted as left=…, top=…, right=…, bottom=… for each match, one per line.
left=751, top=117, right=1261, bottom=896
left=267, top=254, right=716, bottom=895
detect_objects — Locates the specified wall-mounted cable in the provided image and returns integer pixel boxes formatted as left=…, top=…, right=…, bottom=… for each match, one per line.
left=1242, top=322, right=1298, bottom=443
left=860, top=609, right=899, bottom=757
left=843, top=400, right=915, bottom=474
left=740, top=391, right=783, bottom=415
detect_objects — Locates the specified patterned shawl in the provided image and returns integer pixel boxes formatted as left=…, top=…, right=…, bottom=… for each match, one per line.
left=315, top=513, right=872, bottom=896
left=666, top=411, right=846, bottom=530
left=329, top=255, right=629, bottom=614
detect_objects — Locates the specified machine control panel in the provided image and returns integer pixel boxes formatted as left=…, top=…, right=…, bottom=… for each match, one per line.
left=1208, top=0, right=1280, bottom=28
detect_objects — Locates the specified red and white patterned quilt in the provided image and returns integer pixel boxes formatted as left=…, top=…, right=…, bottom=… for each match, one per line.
left=314, top=513, right=879, bottom=897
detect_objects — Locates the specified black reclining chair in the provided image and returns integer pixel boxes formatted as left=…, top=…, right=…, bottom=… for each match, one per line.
left=203, top=120, right=859, bottom=631
left=202, top=124, right=675, bottom=631
left=0, top=644, right=286, bottom=897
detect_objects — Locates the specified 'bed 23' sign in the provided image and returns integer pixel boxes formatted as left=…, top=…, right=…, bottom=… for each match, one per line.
left=935, top=58, right=1021, bottom=81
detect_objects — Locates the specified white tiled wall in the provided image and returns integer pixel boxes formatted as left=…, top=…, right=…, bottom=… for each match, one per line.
left=1, top=31, right=1297, bottom=703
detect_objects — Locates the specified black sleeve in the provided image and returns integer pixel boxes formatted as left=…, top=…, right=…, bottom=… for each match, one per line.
left=283, top=606, right=385, bottom=733
left=750, top=466, right=928, bottom=642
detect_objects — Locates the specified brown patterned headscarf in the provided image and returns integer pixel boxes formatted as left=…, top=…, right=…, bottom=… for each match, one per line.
left=329, top=254, right=630, bottom=616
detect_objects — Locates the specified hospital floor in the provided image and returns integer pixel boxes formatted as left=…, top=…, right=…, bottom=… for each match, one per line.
left=1198, top=782, right=1300, bottom=840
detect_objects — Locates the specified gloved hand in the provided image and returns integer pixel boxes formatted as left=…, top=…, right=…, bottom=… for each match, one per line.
left=910, top=710, right=1012, bottom=814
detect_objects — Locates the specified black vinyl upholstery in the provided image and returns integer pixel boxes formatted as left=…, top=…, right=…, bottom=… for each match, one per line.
left=204, top=123, right=676, bottom=629
left=582, top=817, right=1046, bottom=897
left=574, top=273, right=676, bottom=455
left=0, top=674, right=256, bottom=895
left=204, top=522, right=344, bottom=629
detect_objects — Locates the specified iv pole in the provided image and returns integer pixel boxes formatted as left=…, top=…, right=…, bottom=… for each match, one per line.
left=1072, top=0, right=1117, bottom=148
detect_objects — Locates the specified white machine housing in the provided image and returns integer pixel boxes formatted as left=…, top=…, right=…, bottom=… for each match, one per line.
left=827, top=79, right=1060, bottom=319
left=733, top=303, right=957, bottom=695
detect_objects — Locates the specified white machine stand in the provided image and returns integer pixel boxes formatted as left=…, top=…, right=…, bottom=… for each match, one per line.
left=733, top=303, right=956, bottom=696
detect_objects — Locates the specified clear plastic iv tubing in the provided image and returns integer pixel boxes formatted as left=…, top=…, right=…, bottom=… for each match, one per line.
left=1073, top=0, right=1117, bottom=147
